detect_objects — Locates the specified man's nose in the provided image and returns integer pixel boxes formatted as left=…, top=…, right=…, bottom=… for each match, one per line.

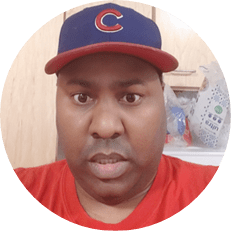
left=89, top=103, right=124, bottom=139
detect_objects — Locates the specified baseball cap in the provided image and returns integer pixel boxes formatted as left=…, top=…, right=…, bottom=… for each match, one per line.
left=45, top=3, right=178, bottom=74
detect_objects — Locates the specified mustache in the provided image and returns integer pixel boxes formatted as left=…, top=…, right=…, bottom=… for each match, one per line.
left=81, top=138, right=132, bottom=159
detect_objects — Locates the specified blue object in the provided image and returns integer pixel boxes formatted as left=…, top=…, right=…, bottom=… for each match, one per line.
left=171, top=107, right=186, bottom=136
left=45, top=3, right=178, bottom=74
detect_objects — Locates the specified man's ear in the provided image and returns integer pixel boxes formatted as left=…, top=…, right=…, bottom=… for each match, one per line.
left=161, top=82, right=165, bottom=92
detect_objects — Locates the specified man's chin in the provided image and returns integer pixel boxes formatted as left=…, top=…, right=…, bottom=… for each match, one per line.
left=85, top=179, right=136, bottom=205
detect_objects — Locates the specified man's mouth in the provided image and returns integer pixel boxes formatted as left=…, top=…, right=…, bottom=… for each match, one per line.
left=88, top=153, right=130, bottom=180
left=94, top=159, right=122, bottom=164
left=90, top=153, right=127, bottom=163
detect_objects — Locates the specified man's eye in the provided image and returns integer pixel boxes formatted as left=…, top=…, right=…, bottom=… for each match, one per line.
left=122, top=94, right=141, bottom=103
left=73, top=93, right=92, bottom=104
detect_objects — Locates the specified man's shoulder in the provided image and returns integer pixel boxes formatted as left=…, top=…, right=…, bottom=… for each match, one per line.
left=161, top=154, right=218, bottom=185
left=14, top=159, right=67, bottom=174
left=14, top=160, right=67, bottom=189
left=147, top=155, right=219, bottom=220
left=162, top=153, right=218, bottom=168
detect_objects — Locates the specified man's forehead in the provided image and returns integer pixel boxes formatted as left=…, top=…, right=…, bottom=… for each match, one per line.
left=57, top=52, right=159, bottom=85
left=65, top=77, right=149, bottom=89
left=59, top=52, right=158, bottom=73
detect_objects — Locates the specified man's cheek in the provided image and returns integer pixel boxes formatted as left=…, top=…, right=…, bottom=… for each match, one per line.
left=133, top=133, right=151, bottom=150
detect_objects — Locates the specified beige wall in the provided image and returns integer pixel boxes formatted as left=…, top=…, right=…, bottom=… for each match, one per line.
left=1, top=14, right=63, bottom=168
left=65, top=0, right=152, bottom=19
left=156, top=9, right=216, bottom=90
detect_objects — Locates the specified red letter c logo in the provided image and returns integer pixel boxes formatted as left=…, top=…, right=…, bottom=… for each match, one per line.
left=95, top=9, right=123, bottom=33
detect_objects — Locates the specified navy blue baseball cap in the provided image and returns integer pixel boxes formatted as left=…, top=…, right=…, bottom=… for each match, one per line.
left=45, top=3, right=178, bottom=74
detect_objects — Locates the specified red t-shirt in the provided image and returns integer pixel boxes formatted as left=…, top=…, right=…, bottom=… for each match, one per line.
left=14, top=154, right=218, bottom=230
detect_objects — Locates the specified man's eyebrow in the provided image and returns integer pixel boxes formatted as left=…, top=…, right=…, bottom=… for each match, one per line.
left=113, top=79, right=146, bottom=88
left=66, top=78, right=146, bottom=88
left=66, top=79, right=92, bottom=88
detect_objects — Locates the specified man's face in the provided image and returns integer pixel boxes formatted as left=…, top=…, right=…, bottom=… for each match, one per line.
left=56, top=53, right=166, bottom=205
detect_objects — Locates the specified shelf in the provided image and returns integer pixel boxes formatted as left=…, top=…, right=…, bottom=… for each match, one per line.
left=163, top=146, right=225, bottom=166
left=163, top=146, right=225, bottom=156
left=171, top=86, right=200, bottom=92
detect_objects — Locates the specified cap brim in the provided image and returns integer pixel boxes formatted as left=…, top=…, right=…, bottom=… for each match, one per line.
left=45, top=42, right=178, bottom=74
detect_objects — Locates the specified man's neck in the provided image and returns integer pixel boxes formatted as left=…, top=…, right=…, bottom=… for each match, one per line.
left=74, top=181, right=153, bottom=224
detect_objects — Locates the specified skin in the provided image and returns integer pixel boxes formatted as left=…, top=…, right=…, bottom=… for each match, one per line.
left=56, top=52, right=166, bottom=222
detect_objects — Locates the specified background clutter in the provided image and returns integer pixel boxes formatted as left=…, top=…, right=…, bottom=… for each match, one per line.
left=164, top=61, right=230, bottom=150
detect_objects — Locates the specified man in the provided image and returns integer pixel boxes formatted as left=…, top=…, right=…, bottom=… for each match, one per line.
left=15, top=3, right=217, bottom=230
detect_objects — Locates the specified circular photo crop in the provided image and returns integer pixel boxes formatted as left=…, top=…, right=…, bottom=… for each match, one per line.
left=1, top=1, right=230, bottom=230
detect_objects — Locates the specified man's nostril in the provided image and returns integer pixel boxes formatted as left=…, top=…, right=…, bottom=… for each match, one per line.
left=111, top=133, right=120, bottom=139
left=92, top=132, right=120, bottom=139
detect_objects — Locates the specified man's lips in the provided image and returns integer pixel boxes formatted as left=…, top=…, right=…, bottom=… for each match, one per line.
left=88, top=153, right=130, bottom=179
left=89, top=153, right=127, bottom=163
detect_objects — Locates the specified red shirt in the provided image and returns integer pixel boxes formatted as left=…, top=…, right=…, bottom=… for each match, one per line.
left=14, top=154, right=218, bottom=230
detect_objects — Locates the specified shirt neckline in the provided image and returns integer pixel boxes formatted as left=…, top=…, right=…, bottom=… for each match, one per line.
left=61, top=155, right=169, bottom=230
